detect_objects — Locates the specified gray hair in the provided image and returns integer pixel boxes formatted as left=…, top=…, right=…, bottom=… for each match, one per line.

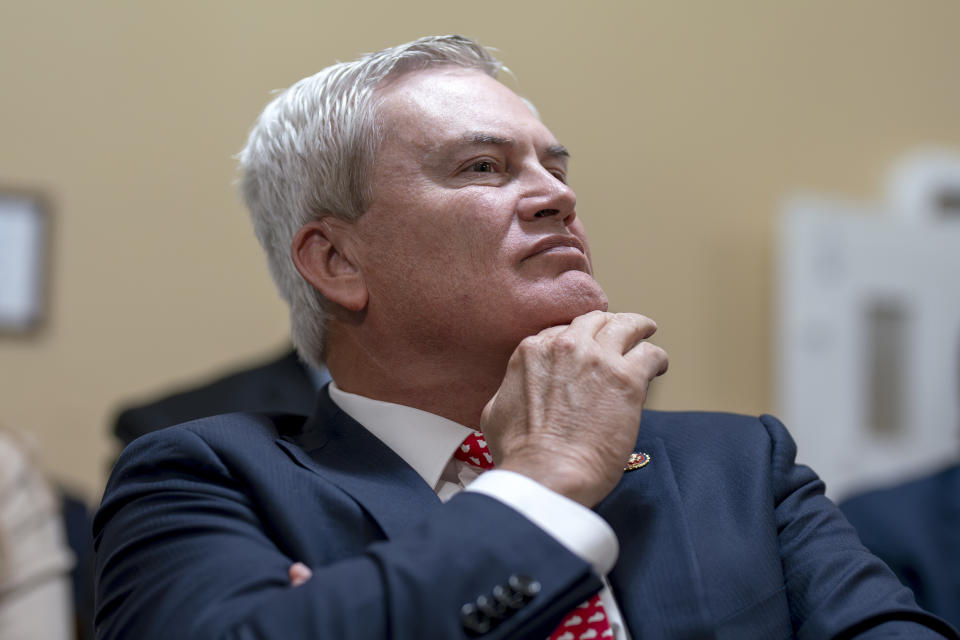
left=237, top=35, right=503, bottom=368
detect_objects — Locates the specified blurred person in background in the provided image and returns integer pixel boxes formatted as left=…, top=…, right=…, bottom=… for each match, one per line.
left=0, top=428, right=74, bottom=639
left=111, top=347, right=328, bottom=448
left=840, top=335, right=960, bottom=627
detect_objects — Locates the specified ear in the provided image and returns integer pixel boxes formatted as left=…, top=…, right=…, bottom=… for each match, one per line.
left=291, top=218, right=368, bottom=312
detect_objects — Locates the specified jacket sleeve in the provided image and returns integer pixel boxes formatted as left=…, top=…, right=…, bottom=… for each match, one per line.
left=93, top=425, right=602, bottom=640
left=763, top=415, right=959, bottom=639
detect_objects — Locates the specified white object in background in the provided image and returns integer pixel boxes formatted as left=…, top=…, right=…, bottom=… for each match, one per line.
left=886, top=149, right=960, bottom=223
left=0, top=194, right=47, bottom=332
left=778, top=151, right=960, bottom=500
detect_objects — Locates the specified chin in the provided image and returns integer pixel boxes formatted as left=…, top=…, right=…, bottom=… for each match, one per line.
left=562, top=270, right=608, bottom=312
left=526, top=272, right=609, bottom=329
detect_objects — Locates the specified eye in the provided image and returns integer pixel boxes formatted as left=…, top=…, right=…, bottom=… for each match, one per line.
left=550, top=170, right=567, bottom=184
left=467, top=160, right=497, bottom=173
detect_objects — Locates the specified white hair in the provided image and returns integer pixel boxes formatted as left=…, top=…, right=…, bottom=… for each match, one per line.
left=237, top=35, right=503, bottom=368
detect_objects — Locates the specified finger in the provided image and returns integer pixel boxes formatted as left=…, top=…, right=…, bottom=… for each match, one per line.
left=561, top=309, right=615, bottom=339
left=624, top=341, right=670, bottom=378
left=518, top=311, right=609, bottom=356
left=594, top=313, right=658, bottom=354
left=289, top=562, right=313, bottom=587
left=535, top=323, right=571, bottom=339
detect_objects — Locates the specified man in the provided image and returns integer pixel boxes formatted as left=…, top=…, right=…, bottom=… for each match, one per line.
left=111, top=348, right=324, bottom=447
left=94, top=36, right=957, bottom=639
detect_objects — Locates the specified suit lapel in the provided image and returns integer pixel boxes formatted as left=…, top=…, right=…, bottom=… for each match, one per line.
left=275, top=390, right=717, bottom=636
left=276, top=387, right=442, bottom=539
left=598, top=435, right=716, bottom=639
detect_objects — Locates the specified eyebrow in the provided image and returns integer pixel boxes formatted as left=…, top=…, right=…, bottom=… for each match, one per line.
left=467, top=133, right=513, bottom=147
left=461, top=133, right=570, bottom=160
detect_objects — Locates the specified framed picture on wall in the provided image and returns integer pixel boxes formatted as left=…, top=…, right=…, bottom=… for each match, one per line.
left=0, top=191, right=49, bottom=333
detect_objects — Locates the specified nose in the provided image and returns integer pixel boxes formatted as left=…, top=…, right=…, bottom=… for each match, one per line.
left=516, top=165, right=577, bottom=226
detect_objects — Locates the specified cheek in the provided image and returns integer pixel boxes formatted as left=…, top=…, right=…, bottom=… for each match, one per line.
left=438, top=195, right=516, bottom=262
left=362, top=188, right=518, bottom=281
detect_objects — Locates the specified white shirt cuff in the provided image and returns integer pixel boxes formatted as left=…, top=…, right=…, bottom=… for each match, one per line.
left=465, top=469, right=619, bottom=576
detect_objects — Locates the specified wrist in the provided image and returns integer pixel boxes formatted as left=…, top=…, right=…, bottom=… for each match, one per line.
left=498, top=455, right=614, bottom=507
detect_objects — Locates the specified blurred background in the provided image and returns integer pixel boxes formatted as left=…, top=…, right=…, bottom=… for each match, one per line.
left=2, top=0, right=959, bottom=504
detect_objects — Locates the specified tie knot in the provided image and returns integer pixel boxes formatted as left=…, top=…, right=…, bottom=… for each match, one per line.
left=454, top=431, right=494, bottom=470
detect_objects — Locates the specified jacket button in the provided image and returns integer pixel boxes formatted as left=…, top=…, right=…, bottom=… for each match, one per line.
left=492, top=584, right=525, bottom=610
left=477, top=593, right=508, bottom=619
left=508, top=574, right=541, bottom=598
left=460, top=602, right=492, bottom=635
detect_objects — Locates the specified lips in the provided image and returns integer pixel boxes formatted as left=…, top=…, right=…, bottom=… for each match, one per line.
left=522, top=235, right=586, bottom=261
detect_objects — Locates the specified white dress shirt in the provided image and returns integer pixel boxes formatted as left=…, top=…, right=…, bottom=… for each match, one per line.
left=328, top=382, right=630, bottom=639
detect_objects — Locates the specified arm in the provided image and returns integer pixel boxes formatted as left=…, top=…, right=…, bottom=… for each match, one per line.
left=96, top=311, right=667, bottom=639
left=94, top=427, right=601, bottom=640
left=765, top=416, right=958, bottom=639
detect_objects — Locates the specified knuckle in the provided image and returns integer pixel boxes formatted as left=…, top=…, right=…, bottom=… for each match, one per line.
left=538, top=324, right=567, bottom=338
left=609, top=364, right=636, bottom=387
left=517, top=335, right=543, bottom=353
left=637, top=342, right=669, bottom=372
left=649, top=343, right=669, bottom=361
left=581, top=349, right=604, bottom=370
left=607, top=313, right=628, bottom=327
left=550, top=334, right=579, bottom=354
left=639, top=340, right=659, bottom=354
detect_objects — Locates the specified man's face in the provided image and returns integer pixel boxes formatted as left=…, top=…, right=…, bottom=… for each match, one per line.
left=352, top=67, right=608, bottom=358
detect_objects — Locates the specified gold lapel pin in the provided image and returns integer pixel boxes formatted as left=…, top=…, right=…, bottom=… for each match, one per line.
left=624, top=451, right=651, bottom=471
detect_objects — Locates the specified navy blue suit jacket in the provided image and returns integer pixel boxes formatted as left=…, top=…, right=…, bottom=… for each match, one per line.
left=94, top=389, right=957, bottom=639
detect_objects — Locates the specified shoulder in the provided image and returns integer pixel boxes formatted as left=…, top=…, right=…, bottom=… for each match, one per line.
left=117, top=411, right=305, bottom=462
left=98, top=411, right=318, bottom=540
left=641, top=409, right=792, bottom=457
left=636, top=410, right=809, bottom=502
left=107, top=411, right=310, bottom=499
left=844, top=464, right=960, bottom=503
left=840, top=463, right=960, bottom=527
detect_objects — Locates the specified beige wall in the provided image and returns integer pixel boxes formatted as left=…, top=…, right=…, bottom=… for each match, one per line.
left=2, top=1, right=959, bottom=498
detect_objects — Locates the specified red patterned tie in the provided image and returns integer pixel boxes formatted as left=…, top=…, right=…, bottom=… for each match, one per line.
left=454, top=431, right=615, bottom=639
left=454, top=431, right=495, bottom=469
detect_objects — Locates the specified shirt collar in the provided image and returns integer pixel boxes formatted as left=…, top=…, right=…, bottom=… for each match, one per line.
left=327, top=381, right=475, bottom=492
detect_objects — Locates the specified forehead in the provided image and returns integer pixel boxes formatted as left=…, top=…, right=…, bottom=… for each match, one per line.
left=374, top=68, right=557, bottom=153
